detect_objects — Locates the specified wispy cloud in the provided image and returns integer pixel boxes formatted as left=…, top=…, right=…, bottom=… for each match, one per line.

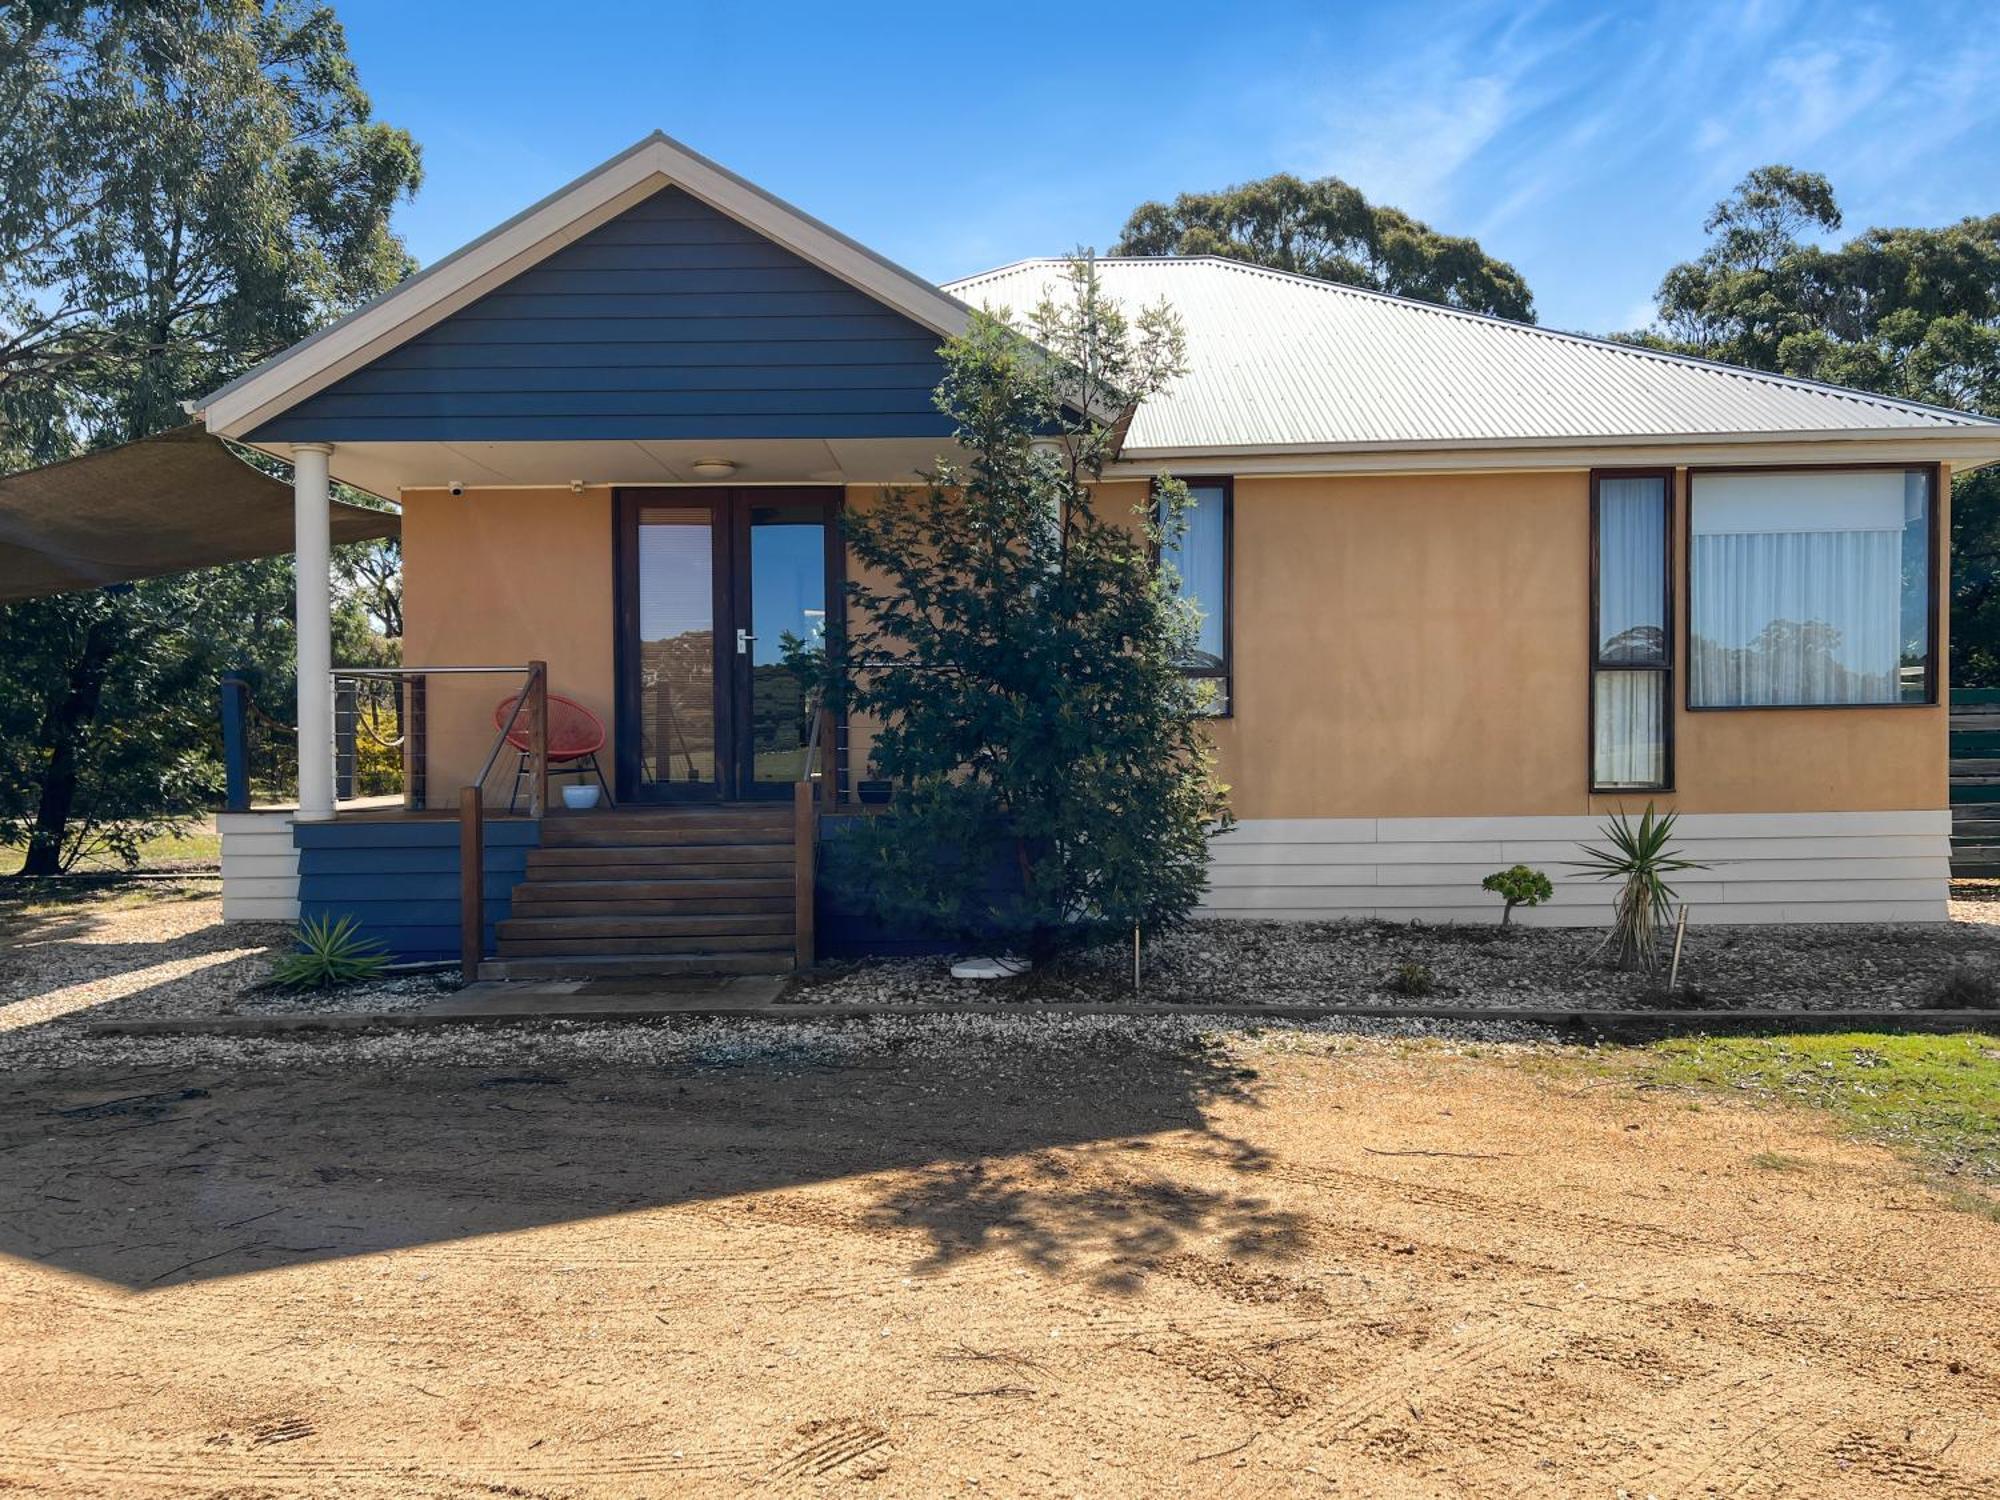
left=1260, top=0, right=2000, bottom=329
left=1276, top=0, right=1605, bottom=221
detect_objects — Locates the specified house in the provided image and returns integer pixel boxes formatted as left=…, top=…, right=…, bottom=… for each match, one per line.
left=200, top=132, right=2000, bottom=973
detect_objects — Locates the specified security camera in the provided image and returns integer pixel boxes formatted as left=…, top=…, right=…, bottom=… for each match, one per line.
left=447, top=480, right=465, bottom=497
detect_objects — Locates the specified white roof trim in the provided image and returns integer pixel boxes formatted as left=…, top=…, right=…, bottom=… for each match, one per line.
left=1108, top=430, right=2000, bottom=479
left=198, top=131, right=976, bottom=440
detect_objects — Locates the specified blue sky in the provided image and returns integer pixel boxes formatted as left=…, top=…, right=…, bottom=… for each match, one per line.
left=336, top=0, right=2000, bottom=334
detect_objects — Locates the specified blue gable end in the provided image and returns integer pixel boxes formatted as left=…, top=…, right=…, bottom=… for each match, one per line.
left=248, top=186, right=956, bottom=444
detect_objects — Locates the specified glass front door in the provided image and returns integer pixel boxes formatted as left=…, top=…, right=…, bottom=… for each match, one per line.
left=618, top=488, right=836, bottom=801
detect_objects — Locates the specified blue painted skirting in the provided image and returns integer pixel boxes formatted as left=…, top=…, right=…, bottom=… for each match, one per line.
left=294, top=819, right=541, bottom=962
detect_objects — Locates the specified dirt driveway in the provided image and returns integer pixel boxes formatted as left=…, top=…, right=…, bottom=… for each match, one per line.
left=2, top=1022, right=1995, bottom=1498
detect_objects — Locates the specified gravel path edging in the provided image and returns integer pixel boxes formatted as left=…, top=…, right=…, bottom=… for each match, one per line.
left=83, top=1002, right=2000, bottom=1042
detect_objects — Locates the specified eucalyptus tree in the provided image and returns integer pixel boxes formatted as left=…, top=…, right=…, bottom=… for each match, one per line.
left=1630, top=166, right=2000, bottom=683
left=0, top=0, right=420, bottom=873
left=1114, top=172, right=1536, bottom=321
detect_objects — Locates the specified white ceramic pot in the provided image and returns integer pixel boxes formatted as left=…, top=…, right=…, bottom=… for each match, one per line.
left=562, top=785, right=601, bottom=811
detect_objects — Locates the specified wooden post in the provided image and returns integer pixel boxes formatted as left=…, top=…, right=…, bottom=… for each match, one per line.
left=527, top=660, right=548, bottom=819
left=459, top=784, right=484, bottom=983
left=402, top=674, right=427, bottom=811
left=794, top=777, right=816, bottom=969
left=219, top=676, right=250, bottom=813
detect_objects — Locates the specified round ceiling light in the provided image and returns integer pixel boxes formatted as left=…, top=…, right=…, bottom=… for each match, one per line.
left=688, top=458, right=737, bottom=480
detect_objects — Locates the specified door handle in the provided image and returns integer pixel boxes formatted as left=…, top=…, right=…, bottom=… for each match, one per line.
left=735, top=628, right=756, bottom=655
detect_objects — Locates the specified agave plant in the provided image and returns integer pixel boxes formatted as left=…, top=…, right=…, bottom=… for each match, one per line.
left=1569, top=805, right=1704, bottom=972
left=269, top=913, right=390, bottom=991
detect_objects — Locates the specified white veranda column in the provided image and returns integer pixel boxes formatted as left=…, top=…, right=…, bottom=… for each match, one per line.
left=292, top=442, right=336, bottom=821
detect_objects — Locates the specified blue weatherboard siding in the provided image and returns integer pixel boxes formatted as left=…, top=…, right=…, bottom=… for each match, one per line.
left=247, top=187, right=956, bottom=444
left=294, top=819, right=541, bottom=962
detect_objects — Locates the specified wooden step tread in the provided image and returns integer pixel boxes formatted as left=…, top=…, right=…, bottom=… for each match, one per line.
left=529, top=845, right=791, bottom=868
left=498, top=913, right=791, bottom=939
left=541, top=826, right=792, bottom=850
left=481, top=953, right=794, bottom=979
left=496, top=934, right=794, bottom=957
left=508, top=897, right=793, bottom=918
left=514, top=878, right=792, bottom=901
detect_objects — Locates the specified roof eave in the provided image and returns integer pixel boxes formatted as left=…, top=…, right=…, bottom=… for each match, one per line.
left=1107, top=425, right=2000, bottom=477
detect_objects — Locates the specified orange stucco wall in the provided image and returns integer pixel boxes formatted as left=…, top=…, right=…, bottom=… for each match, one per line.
left=1205, top=470, right=1946, bottom=819
left=400, top=487, right=615, bottom=803
left=400, top=472, right=1947, bottom=818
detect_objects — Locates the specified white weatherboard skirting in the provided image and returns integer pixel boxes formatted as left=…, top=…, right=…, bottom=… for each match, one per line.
left=1196, top=811, right=1952, bottom=926
left=217, top=811, right=299, bottom=922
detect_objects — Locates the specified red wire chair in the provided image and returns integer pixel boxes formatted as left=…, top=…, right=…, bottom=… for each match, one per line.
left=492, top=691, right=614, bottom=811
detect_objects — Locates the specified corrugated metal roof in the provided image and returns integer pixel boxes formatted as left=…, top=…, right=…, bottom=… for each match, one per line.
left=943, top=257, right=1999, bottom=454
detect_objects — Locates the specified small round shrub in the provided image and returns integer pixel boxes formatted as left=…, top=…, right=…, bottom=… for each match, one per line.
left=1481, top=865, right=1553, bottom=927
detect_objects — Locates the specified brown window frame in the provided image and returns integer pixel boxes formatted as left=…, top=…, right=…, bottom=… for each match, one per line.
left=1682, top=462, right=1942, bottom=712
left=1157, top=474, right=1234, bottom=718
left=1589, top=468, right=1676, bottom=793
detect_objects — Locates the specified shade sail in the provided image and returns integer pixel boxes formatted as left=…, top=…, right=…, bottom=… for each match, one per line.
left=0, top=424, right=398, bottom=603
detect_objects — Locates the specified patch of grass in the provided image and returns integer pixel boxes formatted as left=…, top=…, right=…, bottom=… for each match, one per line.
left=1385, top=961, right=1436, bottom=998
left=1, top=821, right=221, bottom=875
left=1748, top=1150, right=1810, bottom=1173
left=1637, top=1031, right=2000, bottom=1186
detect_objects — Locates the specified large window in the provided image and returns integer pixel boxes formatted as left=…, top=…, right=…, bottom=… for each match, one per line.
left=1160, top=477, right=1231, bottom=715
left=1591, top=471, right=1673, bottom=790
left=1689, top=468, right=1936, bottom=708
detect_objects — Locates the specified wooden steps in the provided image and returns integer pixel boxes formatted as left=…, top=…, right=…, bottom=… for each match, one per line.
left=485, top=804, right=799, bottom=979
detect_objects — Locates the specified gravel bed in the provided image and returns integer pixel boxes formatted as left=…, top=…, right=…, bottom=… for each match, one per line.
left=793, top=914, right=2000, bottom=1013
left=0, top=1009, right=1555, bottom=1073
left=233, top=970, right=464, bottom=1016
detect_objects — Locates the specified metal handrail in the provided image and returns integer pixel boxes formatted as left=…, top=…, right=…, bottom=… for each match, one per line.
left=325, top=662, right=546, bottom=817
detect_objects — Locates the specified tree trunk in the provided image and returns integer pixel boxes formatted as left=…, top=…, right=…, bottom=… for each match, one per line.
left=18, top=616, right=115, bottom=876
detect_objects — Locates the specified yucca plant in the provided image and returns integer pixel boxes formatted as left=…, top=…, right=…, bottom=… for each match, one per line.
left=269, top=913, right=390, bottom=991
left=1569, top=805, right=1704, bottom=972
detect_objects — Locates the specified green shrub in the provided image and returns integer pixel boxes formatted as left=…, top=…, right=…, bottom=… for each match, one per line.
left=1570, top=804, right=1704, bottom=972
left=1385, top=961, right=1435, bottom=998
left=1924, top=964, right=1999, bottom=1010
left=1480, top=864, right=1552, bottom=926
left=270, top=913, right=389, bottom=991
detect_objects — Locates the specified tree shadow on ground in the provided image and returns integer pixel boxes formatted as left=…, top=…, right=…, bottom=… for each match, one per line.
left=0, top=888, right=285, bottom=1032
left=0, top=1027, right=1289, bottom=1294
left=866, top=1124, right=1305, bottom=1293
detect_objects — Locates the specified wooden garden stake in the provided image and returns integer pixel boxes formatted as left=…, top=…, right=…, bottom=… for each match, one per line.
left=1667, top=906, right=1689, bottom=995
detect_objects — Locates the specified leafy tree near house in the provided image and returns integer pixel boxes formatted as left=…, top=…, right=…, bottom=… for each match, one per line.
left=804, top=257, right=1233, bottom=960
left=1113, top=172, right=1536, bottom=321
left=1623, top=164, right=2000, bottom=684
left=0, top=0, right=420, bottom=874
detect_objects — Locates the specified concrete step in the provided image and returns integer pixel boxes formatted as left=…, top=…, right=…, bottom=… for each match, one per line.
left=478, top=953, right=796, bottom=980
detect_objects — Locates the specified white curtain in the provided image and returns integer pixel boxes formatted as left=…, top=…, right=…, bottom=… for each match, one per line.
left=1594, top=671, right=1665, bottom=787
left=1597, top=478, right=1666, bottom=663
left=1164, top=484, right=1226, bottom=668
left=1690, top=471, right=1921, bottom=707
